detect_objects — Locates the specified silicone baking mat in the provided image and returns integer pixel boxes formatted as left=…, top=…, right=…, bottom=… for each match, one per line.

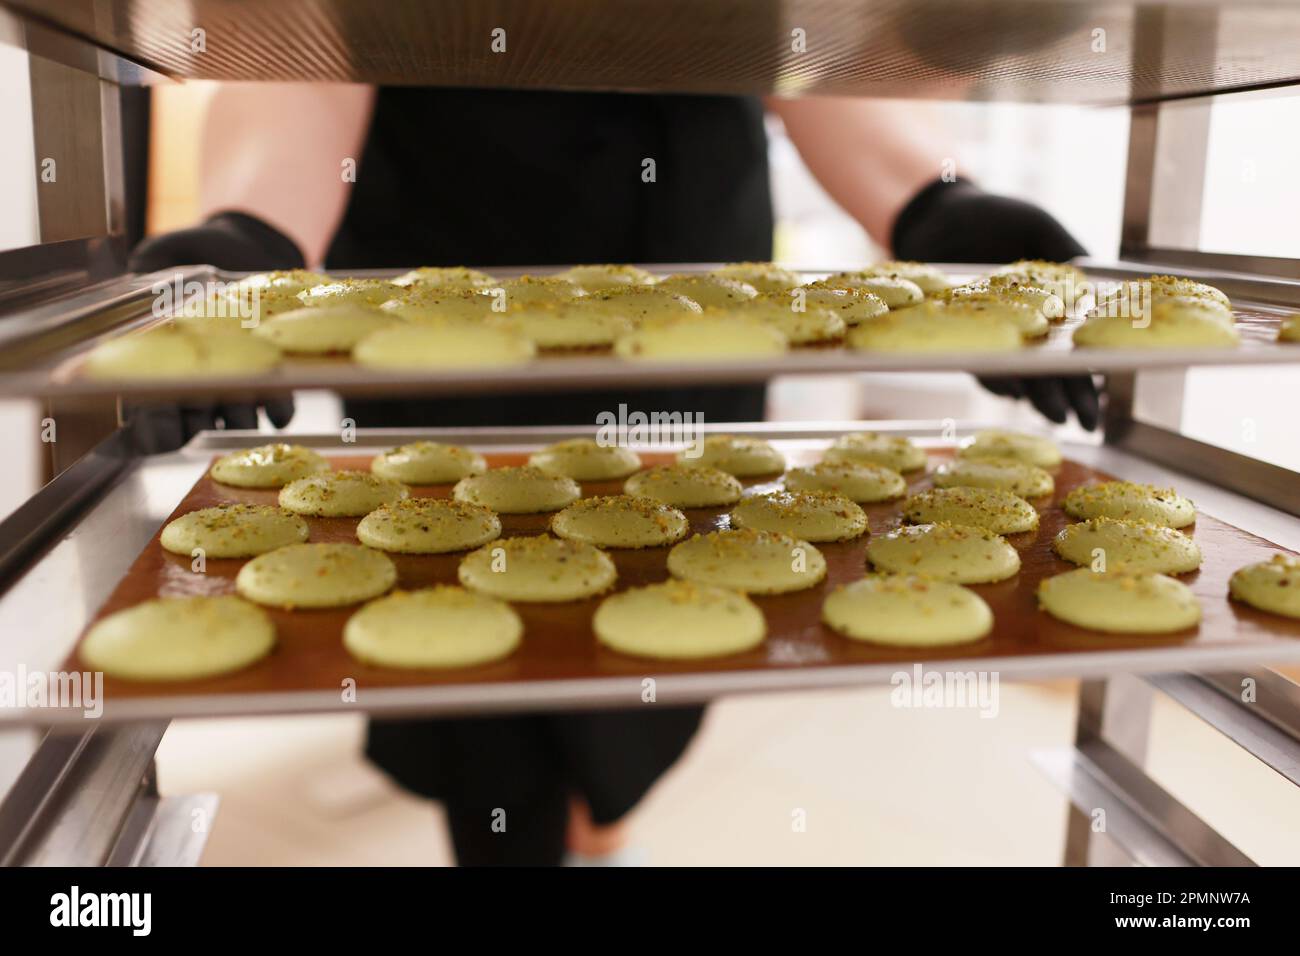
left=66, top=444, right=1300, bottom=713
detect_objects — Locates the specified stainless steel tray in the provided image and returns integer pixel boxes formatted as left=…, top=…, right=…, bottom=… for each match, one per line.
left=2, top=422, right=1299, bottom=726
left=2, top=261, right=1298, bottom=402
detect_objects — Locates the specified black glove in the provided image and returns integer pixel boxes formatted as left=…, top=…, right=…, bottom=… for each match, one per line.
left=891, top=178, right=1099, bottom=431
left=126, top=211, right=303, bottom=451
left=125, top=400, right=297, bottom=456
left=129, top=210, right=306, bottom=274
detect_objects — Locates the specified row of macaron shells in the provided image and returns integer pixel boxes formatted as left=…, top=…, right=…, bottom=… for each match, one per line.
left=206, top=262, right=1300, bottom=355
left=227, top=432, right=1298, bottom=635
left=88, top=261, right=1291, bottom=380
left=84, top=432, right=1297, bottom=681
left=79, top=431, right=1300, bottom=681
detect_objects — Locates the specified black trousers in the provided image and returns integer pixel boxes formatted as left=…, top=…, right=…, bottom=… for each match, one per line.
left=367, top=707, right=705, bottom=866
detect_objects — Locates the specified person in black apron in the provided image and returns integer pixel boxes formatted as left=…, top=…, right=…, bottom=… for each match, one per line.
left=131, top=87, right=1093, bottom=865
left=331, top=90, right=768, bottom=867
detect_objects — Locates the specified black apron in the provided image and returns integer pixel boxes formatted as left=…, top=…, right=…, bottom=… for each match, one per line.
left=325, top=89, right=772, bottom=861
left=328, top=87, right=772, bottom=426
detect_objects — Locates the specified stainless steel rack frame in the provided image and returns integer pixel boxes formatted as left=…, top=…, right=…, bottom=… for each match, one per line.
left=1, top=0, right=1299, bottom=868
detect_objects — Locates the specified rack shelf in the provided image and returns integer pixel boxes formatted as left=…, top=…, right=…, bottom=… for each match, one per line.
left=7, top=0, right=1300, bottom=105
left=2, top=261, right=1298, bottom=401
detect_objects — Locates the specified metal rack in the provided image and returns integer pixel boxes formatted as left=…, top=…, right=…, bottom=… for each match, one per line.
left=1, top=0, right=1299, bottom=867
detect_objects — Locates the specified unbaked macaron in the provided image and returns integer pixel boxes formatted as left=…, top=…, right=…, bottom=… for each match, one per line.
left=550, top=495, right=689, bottom=549
left=1038, top=568, right=1200, bottom=633
left=452, top=466, right=581, bottom=514
left=457, top=535, right=617, bottom=602
left=1053, top=517, right=1201, bottom=574
left=730, top=490, right=868, bottom=542
left=678, top=434, right=785, bottom=477
left=80, top=595, right=275, bottom=681
left=623, top=464, right=743, bottom=508
left=236, top=542, right=397, bottom=609
left=371, top=441, right=487, bottom=485
left=866, top=522, right=1020, bottom=584
left=252, top=304, right=399, bottom=354
left=161, top=504, right=309, bottom=558
left=279, top=470, right=409, bottom=517
left=1229, top=554, right=1300, bottom=619
left=1062, top=481, right=1194, bottom=529
left=903, top=487, right=1039, bottom=535
left=822, top=575, right=993, bottom=646
left=356, top=498, right=502, bottom=554
left=209, top=443, right=330, bottom=489
left=783, top=460, right=907, bottom=503
left=667, top=528, right=826, bottom=594
left=343, top=586, right=522, bottom=669
left=528, top=438, right=641, bottom=481
left=957, top=430, right=1061, bottom=468
left=933, top=458, right=1054, bottom=498
left=594, top=580, right=766, bottom=659
left=824, top=432, right=927, bottom=472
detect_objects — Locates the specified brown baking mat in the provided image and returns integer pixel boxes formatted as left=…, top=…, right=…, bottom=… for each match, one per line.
left=66, top=447, right=1300, bottom=705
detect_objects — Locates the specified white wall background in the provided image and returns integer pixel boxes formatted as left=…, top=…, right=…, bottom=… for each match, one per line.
left=0, top=43, right=42, bottom=524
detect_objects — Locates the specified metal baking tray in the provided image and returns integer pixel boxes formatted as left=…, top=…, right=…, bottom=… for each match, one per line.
left=1, top=261, right=1298, bottom=402
left=2, top=422, right=1298, bottom=726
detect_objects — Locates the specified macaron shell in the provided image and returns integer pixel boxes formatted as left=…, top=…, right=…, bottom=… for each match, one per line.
left=822, top=575, right=993, bottom=646
left=784, top=460, right=907, bottom=503
left=1038, top=568, right=1201, bottom=633
left=1063, top=481, right=1195, bottom=529
left=370, top=441, right=488, bottom=484
left=452, top=466, right=581, bottom=514
left=529, top=439, right=642, bottom=480
left=356, top=498, right=502, bottom=554
left=903, top=487, right=1040, bottom=535
left=730, top=491, right=868, bottom=543
left=594, top=581, right=766, bottom=659
left=80, top=596, right=275, bottom=682
left=457, top=536, right=617, bottom=602
left=1229, top=555, right=1300, bottom=619
left=667, top=528, right=827, bottom=594
left=1053, top=518, right=1202, bottom=574
left=866, top=522, right=1021, bottom=584
left=209, top=444, right=330, bottom=489
left=623, top=465, right=743, bottom=507
left=160, top=505, right=309, bottom=558
left=236, top=543, right=397, bottom=609
left=279, top=471, right=410, bottom=517
left=551, top=495, right=689, bottom=548
left=933, top=458, right=1055, bottom=498
left=343, top=587, right=522, bottom=668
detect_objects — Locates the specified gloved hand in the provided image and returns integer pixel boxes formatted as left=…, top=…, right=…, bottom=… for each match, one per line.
left=126, top=211, right=304, bottom=451
left=125, top=400, right=297, bottom=455
left=129, top=210, right=306, bottom=274
left=891, top=178, right=1100, bottom=430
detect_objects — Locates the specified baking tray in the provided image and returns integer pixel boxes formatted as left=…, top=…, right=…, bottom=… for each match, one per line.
left=30, top=434, right=1300, bottom=724
left=2, top=261, right=1299, bottom=401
